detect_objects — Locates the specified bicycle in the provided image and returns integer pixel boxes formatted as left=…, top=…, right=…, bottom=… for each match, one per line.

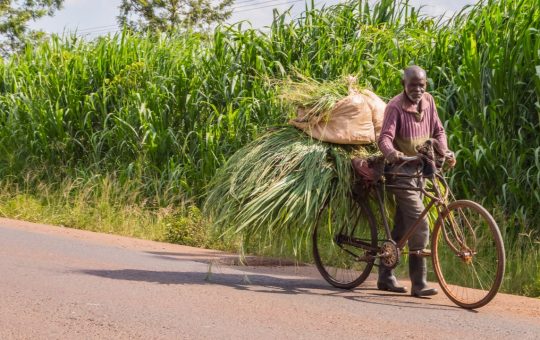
left=312, top=146, right=506, bottom=309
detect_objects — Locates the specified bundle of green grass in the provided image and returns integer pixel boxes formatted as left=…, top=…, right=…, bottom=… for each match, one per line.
left=204, top=77, right=381, bottom=257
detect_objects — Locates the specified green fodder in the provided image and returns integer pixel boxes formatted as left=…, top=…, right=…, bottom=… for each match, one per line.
left=277, top=74, right=357, bottom=121
left=204, top=127, right=379, bottom=257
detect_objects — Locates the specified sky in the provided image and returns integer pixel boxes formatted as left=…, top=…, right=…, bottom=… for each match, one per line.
left=29, top=0, right=478, bottom=38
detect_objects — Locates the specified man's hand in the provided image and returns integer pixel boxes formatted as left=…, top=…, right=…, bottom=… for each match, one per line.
left=445, top=150, right=457, bottom=168
left=387, top=151, right=404, bottom=163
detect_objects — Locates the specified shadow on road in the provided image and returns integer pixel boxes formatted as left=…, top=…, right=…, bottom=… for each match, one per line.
left=76, top=268, right=464, bottom=312
left=77, top=268, right=328, bottom=292
left=144, top=251, right=304, bottom=266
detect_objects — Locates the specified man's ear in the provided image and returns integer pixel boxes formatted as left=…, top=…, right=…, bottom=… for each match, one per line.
left=401, top=79, right=405, bottom=87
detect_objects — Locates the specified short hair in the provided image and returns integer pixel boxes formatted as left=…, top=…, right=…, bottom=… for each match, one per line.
left=402, top=65, right=426, bottom=81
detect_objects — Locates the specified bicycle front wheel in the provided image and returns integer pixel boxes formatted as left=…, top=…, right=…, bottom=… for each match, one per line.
left=432, top=200, right=505, bottom=309
left=312, top=200, right=378, bottom=289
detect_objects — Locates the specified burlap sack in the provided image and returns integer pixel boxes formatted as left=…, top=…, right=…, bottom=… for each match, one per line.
left=362, top=89, right=386, bottom=140
left=290, top=89, right=386, bottom=145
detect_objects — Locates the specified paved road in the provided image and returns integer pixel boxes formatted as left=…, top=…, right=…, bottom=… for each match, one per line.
left=1, top=218, right=539, bottom=339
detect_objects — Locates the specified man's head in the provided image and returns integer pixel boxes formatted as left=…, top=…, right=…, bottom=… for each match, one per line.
left=402, top=65, right=427, bottom=104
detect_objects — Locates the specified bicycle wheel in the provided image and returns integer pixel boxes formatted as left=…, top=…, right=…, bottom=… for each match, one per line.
left=312, top=199, right=378, bottom=289
left=432, top=200, right=505, bottom=309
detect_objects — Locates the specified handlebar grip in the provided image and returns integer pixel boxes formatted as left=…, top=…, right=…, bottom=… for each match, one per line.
left=400, top=156, right=419, bottom=162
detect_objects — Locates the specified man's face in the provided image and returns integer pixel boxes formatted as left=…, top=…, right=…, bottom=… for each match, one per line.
left=403, top=74, right=426, bottom=104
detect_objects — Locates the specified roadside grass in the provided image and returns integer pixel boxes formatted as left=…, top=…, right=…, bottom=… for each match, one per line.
left=0, top=175, right=237, bottom=252
left=501, top=232, right=540, bottom=297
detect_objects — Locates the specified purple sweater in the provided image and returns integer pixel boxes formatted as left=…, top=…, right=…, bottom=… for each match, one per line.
left=378, top=92, right=448, bottom=157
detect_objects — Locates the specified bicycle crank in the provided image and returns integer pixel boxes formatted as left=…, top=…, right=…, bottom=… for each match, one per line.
left=379, top=240, right=400, bottom=269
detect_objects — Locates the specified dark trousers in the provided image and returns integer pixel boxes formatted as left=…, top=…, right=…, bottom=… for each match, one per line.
left=387, top=165, right=429, bottom=251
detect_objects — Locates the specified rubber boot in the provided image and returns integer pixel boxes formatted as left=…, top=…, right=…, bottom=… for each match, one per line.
left=409, top=255, right=438, bottom=297
left=377, top=265, right=407, bottom=293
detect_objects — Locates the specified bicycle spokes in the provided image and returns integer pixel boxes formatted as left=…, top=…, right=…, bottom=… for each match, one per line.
left=433, top=200, right=505, bottom=309
left=442, top=206, right=477, bottom=257
left=312, top=201, right=379, bottom=289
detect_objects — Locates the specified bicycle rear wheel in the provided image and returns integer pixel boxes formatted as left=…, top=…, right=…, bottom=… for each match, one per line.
left=432, top=200, right=505, bottom=309
left=312, top=200, right=378, bottom=289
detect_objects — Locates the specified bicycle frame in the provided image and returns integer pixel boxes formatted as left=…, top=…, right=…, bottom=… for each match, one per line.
left=339, top=157, right=458, bottom=259
left=374, top=159, right=450, bottom=252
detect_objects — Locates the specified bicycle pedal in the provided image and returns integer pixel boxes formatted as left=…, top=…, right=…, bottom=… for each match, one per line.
left=408, top=249, right=431, bottom=257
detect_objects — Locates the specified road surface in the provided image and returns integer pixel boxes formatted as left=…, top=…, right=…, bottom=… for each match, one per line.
left=1, top=218, right=539, bottom=339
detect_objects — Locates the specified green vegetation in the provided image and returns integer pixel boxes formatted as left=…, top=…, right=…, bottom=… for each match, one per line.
left=205, top=127, right=380, bottom=258
left=0, top=175, right=220, bottom=248
left=277, top=75, right=356, bottom=120
left=0, top=0, right=538, bottom=296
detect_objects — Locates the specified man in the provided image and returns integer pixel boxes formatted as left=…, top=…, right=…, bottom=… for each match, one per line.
left=377, top=65, right=455, bottom=297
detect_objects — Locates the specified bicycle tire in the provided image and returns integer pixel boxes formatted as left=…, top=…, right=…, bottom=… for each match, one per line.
left=432, top=200, right=505, bottom=309
left=312, top=199, right=378, bottom=289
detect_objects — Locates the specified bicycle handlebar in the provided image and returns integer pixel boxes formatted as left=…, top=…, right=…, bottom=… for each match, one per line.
left=393, top=151, right=455, bottom=169
left=399, top=156, right=420, bottom=162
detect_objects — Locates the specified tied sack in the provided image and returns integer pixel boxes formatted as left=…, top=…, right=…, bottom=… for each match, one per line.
left=290, top=89, right=386, bottom=145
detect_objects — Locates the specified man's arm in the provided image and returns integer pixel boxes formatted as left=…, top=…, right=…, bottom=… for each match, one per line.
left=378, top=106, right=403, bottom=162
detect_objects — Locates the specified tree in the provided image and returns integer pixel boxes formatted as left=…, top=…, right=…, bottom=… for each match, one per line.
left=117, top=0, right=234, bottom=32
left=0, top=0, right=64, bottom=55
